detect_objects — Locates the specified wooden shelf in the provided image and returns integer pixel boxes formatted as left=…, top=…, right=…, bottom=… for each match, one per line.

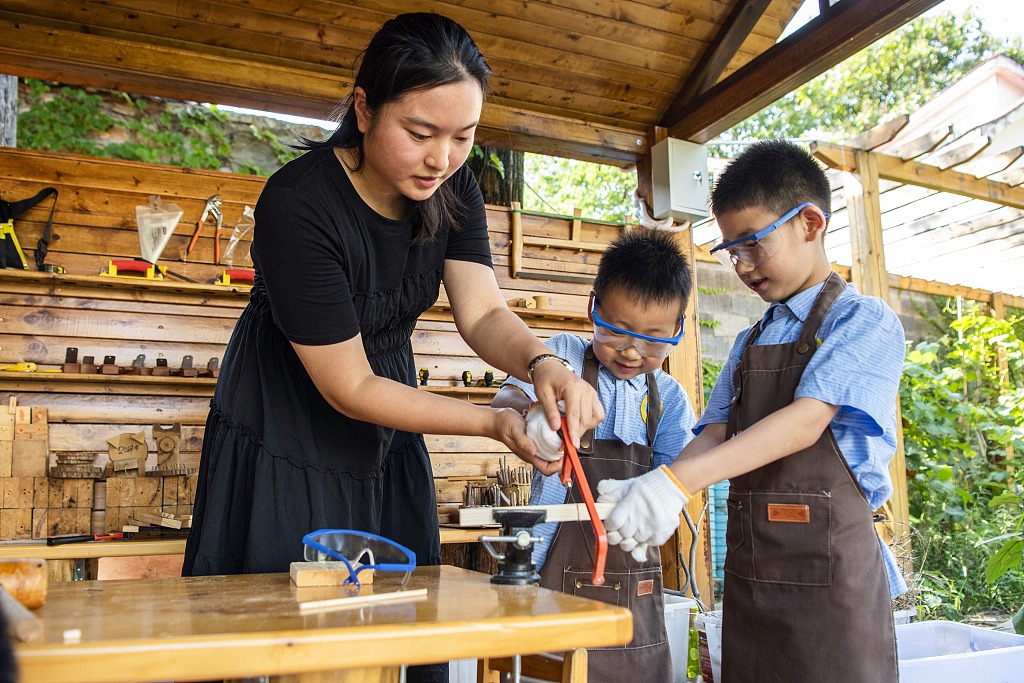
left=0, top=268, right=253, bottom=299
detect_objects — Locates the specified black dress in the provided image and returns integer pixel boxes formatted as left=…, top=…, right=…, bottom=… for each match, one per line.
left=183, top=148, right=492, bottom=577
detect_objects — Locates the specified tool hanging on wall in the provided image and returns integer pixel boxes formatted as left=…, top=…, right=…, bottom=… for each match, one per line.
left=418, top=368, right=429, bottom=386
left=0, top=187, right=59, bottom=272
left=100, top=194, right=182, bottom=280
left=185, top=194, right=223, bottom=264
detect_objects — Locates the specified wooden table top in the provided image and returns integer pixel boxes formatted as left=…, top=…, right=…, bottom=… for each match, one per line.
left=15, top=564, right=633, bottom=683
left=0, top=527, right=489, bottom=561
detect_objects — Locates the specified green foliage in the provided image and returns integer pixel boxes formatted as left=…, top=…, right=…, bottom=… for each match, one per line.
left=901, top=300, right=1024, bottom=620
left=701, top=359, right=724, bottom=405
left=523, top=154, right=636, bottom=222
left=715, top=9, right=1024, bottom=154
left=17, top=79, right=300, bottom=174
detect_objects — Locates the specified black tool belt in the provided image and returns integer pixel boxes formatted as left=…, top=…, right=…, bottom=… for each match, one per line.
left=0, top=187, right=59, bottom=270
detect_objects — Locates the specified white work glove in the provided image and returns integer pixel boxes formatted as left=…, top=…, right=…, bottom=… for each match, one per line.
left=598, top=466, right=690, bottom=562
left=525, top=401, right=564, bottom=462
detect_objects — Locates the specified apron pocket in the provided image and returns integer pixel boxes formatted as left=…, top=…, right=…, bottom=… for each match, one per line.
left=563, top=568, right=627, bottom=607
left=726, top=490, right=833, bottom=586
left=563, top=567, right=668, bottom=648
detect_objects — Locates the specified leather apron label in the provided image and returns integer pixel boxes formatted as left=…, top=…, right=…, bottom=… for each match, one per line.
left=637, top=579, right=654, bottom=596
left=767, top=503, right=810, bottom=523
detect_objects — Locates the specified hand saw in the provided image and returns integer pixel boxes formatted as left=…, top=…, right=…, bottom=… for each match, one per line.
left=559, top=416, right=608, bottom=586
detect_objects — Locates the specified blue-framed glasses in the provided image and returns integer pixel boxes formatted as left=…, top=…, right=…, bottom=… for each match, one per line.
left=302, top=529, right=416, bottom=589
left=709, top=202, right=830, bottom=268
left=591, top=299, right=683, bottom=359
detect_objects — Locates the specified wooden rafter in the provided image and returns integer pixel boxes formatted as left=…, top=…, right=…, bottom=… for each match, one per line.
left=668, top=0, right=944, bottom=142
left=811, top=141, right=1024, bottom=211
left=659, top=0, right=774, bottom=127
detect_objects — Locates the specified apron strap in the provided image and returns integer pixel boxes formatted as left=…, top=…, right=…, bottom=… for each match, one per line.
left=644, top=369, right=661, bottom=445
left=580, top=344, right=600, bottom=455
left=797, top=271, right=847, bottom=350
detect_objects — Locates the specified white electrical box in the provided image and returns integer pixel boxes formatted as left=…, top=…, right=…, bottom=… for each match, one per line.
left=650, top=138, right=710, bottom=223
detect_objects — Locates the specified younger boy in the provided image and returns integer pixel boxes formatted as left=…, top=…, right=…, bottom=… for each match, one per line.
left=493, top=228, right=696, bottom=683
left=598, top=140, right=906, bottom=682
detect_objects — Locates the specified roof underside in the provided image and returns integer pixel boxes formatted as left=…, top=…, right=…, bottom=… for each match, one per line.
left=0, top=0, right=942, bottom=165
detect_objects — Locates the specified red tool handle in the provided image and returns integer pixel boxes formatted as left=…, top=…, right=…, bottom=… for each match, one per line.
left=186, top=222, right=203, bottom=257
left=560, top=417, right=607, bottom=586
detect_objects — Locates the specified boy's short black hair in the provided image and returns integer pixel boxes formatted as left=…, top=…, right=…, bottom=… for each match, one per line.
left=710, top=140, right=832, bottom=219
left=593, top=228, right=692, bottom=314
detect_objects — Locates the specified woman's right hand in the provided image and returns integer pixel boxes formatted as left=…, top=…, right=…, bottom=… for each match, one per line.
left=491, top=407, right=563, bottom=476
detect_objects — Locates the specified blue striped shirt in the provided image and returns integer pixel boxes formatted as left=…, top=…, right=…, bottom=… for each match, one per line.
left=504, top=333, right=697, bottom=568
left=697, top=278, right=908, bottom=597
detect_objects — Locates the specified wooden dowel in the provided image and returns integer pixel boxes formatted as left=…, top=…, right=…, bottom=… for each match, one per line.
left=0, top=586, right=42, bottom=642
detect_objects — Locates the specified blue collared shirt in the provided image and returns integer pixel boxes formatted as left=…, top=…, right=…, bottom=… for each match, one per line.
left=697, top=278, right=908, bottom=597
left=504, top=333, right=697, bottom=568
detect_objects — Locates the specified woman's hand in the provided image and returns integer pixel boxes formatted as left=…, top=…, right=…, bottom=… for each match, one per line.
left=531, top=361, right=604, bottom=449
left=491, top=407, right=563, bottom=476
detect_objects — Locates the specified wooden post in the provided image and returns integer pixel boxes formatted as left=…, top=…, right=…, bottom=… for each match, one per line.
left=844, top=148, right=911, bottom=548
left=0, top=74, right=15, bottom=148
left=639, top=127, right=713, bottom=604
left=990, top=294, right=1015, bottom=466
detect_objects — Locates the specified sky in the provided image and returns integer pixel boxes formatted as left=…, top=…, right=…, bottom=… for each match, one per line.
left=789, top=0, right=1024, bottom=40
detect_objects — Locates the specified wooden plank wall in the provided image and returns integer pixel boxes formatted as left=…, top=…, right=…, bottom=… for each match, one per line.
left=0, top=148, right=614, bottom=537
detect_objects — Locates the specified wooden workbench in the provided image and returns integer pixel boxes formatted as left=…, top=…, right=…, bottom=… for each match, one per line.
left=15, top=564, right=632, bottom=683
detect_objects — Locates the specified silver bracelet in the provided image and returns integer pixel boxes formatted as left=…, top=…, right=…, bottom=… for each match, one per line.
left=527, top=354, right=574, bottom=382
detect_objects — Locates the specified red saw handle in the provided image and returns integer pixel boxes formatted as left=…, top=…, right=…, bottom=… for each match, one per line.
left=559, top=417, right=607, bottom=586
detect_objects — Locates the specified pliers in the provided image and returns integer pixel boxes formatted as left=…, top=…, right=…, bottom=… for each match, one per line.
left=186, top=194, right=223, bottom=263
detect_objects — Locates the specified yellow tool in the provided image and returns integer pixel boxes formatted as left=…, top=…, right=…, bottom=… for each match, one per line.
left=100, top=259, right=167, bottom=280
left=0, top=221, right=28, bottom=270
left=0, top=362, right=35, bottom=372
left=0, top=362, right=61, bottom=373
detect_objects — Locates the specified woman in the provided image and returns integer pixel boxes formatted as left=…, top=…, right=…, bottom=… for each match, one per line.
left=183, top=11, right=601, bottom=595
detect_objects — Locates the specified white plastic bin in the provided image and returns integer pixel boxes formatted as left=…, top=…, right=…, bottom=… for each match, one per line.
left=663, top=593, right=698, bottom=682
left=897, top=620, right=1024, bottom=683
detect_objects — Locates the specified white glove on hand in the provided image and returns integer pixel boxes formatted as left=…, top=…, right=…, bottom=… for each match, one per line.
left=598, top=466, right=689, bottom=560
left=525, top=401, right=564, bottom=462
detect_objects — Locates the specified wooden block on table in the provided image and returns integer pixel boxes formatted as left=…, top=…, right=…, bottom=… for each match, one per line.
left=12, top=441, right=48, bottom=478
left=133, top=511, right=181, bottom=529
left=290, top=561, right=372, bottom=586
left=32, top=508, right=55, bottom=539
left=456, top=502, right=615, bottom=526
left=30, top=407, right=46, bottom=426
left=0, top=442, right=12, bottom=478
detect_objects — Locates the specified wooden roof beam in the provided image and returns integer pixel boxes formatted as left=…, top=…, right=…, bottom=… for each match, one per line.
left=659, top=0, right=774, bottom=127
left=811, top=141, right=1024, bottom=211
left=0, top=17, right=646, bottom=167
left=667, top=0, right=944, bottom=143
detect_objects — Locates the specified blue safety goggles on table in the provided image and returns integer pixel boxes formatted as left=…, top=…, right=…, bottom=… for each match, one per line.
left=302, top=529, right=416, bottom=589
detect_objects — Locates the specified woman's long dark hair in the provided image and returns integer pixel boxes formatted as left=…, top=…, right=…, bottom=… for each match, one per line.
left=302, top=13, right=490, bottom=244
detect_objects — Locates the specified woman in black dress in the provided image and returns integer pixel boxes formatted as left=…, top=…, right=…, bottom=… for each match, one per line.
left=183, top=14, right=602, bottom=678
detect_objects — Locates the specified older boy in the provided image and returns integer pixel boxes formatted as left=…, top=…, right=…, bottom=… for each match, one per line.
left=599, top=141, right=906, bottom=682
left=493, top=228, right=697, bottom=683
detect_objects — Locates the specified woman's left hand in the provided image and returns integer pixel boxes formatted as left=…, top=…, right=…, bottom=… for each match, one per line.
left=492, top=407, right=564, bottom=476
left=531, top=362, right=604, bottom=450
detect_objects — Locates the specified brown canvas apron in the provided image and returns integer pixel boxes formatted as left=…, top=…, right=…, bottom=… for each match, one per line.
left=540, top=345, right=673, bottom=683
left=721, top=272, right=898, bottom=683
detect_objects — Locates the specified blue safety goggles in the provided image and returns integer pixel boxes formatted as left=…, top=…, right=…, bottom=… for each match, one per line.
left=709, top=202, right=830, bottom=268
left=591, top=299, right=683, bottom=358
left=302, top=529, right=416, bottom=589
